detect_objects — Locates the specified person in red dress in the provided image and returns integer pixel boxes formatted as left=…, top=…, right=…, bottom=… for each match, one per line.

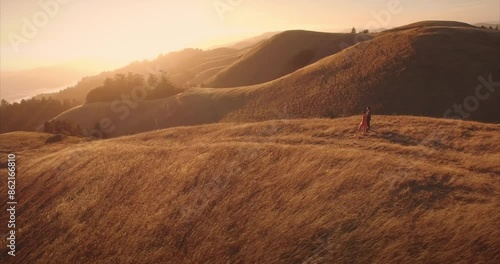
left=357, top=110, right=369, bottom=134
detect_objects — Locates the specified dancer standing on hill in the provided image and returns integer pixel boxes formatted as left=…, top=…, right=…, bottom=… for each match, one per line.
left=366, top=106, right=372, bottom=131
left=357, top=110, right=369, bottom=134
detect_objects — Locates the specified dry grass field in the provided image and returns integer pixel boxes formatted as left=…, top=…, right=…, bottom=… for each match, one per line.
left=1, top=116, right=499, bottom=263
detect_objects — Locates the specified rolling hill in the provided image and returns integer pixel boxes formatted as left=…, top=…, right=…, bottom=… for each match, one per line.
left=205, top=30, right=374, bottom=88
left=224, top=25, right=500, bottom=122
left=474, top=22, right=500, bottom=29
left=51, top=22, right=500, bottom=137
left=383, top=20, right=476, bottom=33
left=1, top=116, right=499, bottom=263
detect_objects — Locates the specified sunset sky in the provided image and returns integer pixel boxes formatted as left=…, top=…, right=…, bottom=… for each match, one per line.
left=1, top=0, right=499, bottom=72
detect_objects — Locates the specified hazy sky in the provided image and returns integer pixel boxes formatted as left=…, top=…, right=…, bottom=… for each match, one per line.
left=1, top=0, right=499, bottom=72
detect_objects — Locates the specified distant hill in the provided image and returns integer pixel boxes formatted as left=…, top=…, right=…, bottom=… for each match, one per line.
left=383, top=20, right=476, bottom=33
left=474, top=22, right=499, bottom=29
left=206, top=30, right=374, bottom=88
left=210, top=31, right=281, bottom=50
left=1, top=116, right=499, bottom=263
left=52, top=22, right=500, bottom=137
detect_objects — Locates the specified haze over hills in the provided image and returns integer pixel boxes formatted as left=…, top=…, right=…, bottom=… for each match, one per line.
left=1, top=9, right=500, bottom=264
left=51, top=21, right=500, bottom=137
left=32, top=47, right=247, bottom=103
left=0, top=62, right=102, bottom=102
left=31, top=32, right=280, bottom=104
left=1, top=116, right=499, bottom=263
left=2, top=0, right=499, bottom=262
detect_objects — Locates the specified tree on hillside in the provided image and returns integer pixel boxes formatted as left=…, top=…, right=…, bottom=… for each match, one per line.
left=147, top=74, right=159, bottom=87
left=146, top=75, right=182, bottom=100
left=495, top=25, right=498, bottom=30
left=43, top=121, right=53, bottom=133
left=351, top=27, right=357, bottom=34
left=488, top=26, right=493, bottom=30
left=0, top=98, right=78, bottom=134
left=86, top=73, right=145, bottom=103
left=43, top=119, right=83, bottom=136
left=85, top=72, right=183, bottom=104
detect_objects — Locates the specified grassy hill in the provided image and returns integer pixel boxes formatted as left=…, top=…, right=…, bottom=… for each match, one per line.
left=206, top=30, right=373, bottom=87
left=52, top=22, right=500, bottom=137
left=225, top=25, right=500, bottom=123
left=383, top=20, right=476, bottom=33
left=1, top=116, right=499, bottom=263
left=474, top=22, right=499, bottom=29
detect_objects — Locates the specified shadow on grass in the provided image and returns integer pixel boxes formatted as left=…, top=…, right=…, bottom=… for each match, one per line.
left=45, top=134, right=66, bottom=144
left=372, top=131, right=451, bottom=150
left=372, top=131, right=421, bottom=146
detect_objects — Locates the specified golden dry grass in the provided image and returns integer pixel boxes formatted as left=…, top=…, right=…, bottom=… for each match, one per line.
left=1, top=116, right=499, bottom=263
left=172, top=51, right=245, bottom=86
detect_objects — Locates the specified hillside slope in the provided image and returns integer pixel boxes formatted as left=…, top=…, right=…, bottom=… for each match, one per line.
left=1, top=116, right=499, bottom=263
left=53, top=24, right=500, bottom=137
left=225, top=25, right=500, bottom=122
left=206, top=30, right=373, bottom=87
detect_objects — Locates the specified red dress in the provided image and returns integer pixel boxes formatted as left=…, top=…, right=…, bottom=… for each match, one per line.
left=359, top=114, right=368, bottom=131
